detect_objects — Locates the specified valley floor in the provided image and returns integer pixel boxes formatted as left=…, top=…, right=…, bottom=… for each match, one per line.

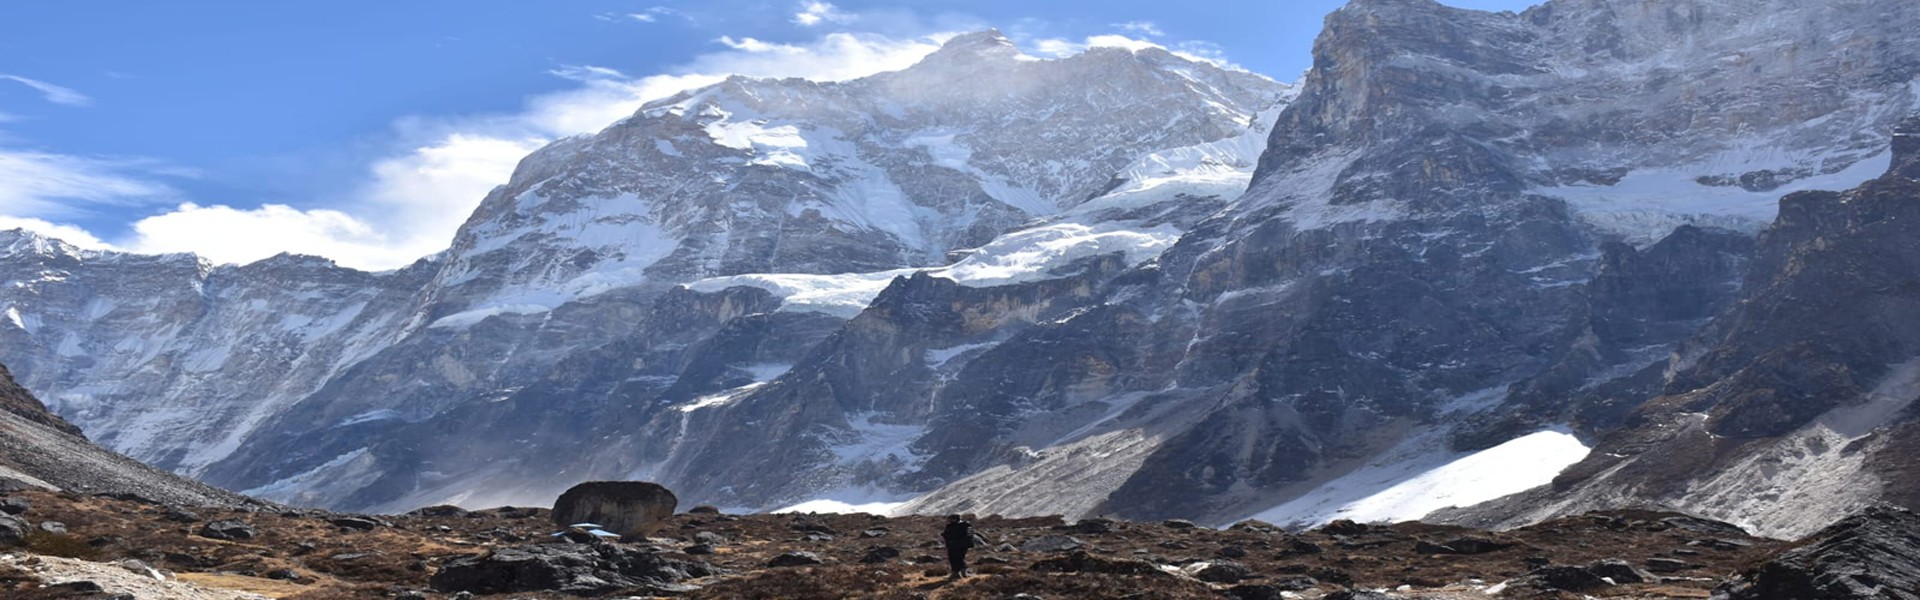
left=0, top=489, right=1797, bottom=600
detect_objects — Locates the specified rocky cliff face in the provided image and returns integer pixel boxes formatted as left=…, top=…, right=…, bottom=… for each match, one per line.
left=898, top=0, right=1920, bottom=527
left=1442, top=116, right=1920, bottom=538
left=1, top=0, right=1917, bottom=531
left=0, top=234, right=432, bottom=474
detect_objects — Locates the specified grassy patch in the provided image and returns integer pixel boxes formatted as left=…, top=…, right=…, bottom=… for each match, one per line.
left=21, top=530, right=98, bottom=560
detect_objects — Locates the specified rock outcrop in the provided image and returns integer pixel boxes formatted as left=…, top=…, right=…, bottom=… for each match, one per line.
left=429, top=543, right=716, bottom=595
left=1443, top=116, right=1920, bottom=537
left=1713, top=506, right=1920, bottom=600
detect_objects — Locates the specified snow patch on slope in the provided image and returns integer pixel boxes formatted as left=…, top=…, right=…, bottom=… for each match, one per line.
left=1070, top=107, right=1283, bottom=216
left=1247, top=428, right=1591, bottom=528
left=1540, top=149, right=1893, bottom=245
left=689, top=221, right=1180, bottom=317
left=773, top=487, right=915, bottom=516
left=435, top=196, right=680, bottom=328
left=830, top=413, right=927, bottom=468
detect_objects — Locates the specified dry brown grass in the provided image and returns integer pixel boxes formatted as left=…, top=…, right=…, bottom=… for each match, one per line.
left=174, top=572, right=321, bottom=598
left=20, top=529, right=98, bottom=560
left=690, top=565, right=915, bottom=600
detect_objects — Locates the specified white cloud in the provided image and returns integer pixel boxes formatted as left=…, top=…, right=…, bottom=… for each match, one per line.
left=98, top=134, right=546, bottom=269
left=792, top=1, right=851, bottom=27
left=717, top=36, right=793, bottom=53
left=68, top=30, right=949, bottom=271
left=629, top=12, right=657, bottom=22
left=1112, top=21, right=1165, bottom=37
left=126, top=203, right=383, bottom=267
left=0, top=74, right=92, bottom=107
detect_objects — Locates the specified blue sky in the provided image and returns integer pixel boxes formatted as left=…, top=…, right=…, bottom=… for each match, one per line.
left=0, top=0, right=1540, bottom=269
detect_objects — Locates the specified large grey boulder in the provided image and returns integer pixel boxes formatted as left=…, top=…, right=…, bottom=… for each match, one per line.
left=551, top=481, right=677, bottom=537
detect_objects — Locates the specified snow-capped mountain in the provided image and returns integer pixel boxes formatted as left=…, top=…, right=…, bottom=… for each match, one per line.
left=0, top=32, right=1294, bottom=509
left=3, top=0, right=1919, bottom=537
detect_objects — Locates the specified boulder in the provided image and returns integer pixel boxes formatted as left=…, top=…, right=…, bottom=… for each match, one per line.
left=1587, top=559, right=1655, bottom=584
left=860, top=546, right=902, bottom=564
left=1059, top=518, right=1114, bottom=534
left=408, top=505, right=469, bottom=518
left=1188, top=560, right=1252, bottom=583
left=37, top=520, right=65, bottom=535
left=1019, top=534, right=1084, bottom=553
left=1225, top=585, right=1285, bottom=600
left=117, top=559, right=166, bottom=581
left=1645, top=557, right=1699, bottom=573
left=329, top=517, right=380, bottom=531
left=1320, top=520, right=1370, bottom=536
left=551, top=481, right=677, bottom=538
left=767, top=551, right=825, bottom=567
left=1659, top=516, right=1749, bottom=537
left=1523, top=565, right=1611, bottom=592
left=0, top=515, right=27, bottom=545
left=430, top=543, right=715, bottom=595
left=198, top=520, right=256, bottom=541
left=1714, top=506, right=1920, bottom=600
left=0, top=497, right=29, bottom=515
left=1271, top=576, right=1319, bottom=591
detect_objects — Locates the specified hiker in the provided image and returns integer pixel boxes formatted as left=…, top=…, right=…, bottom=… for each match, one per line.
left=941, top=514, right=975, bottom=579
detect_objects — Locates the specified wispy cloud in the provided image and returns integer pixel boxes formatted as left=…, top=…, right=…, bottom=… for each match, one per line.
left=0, top=150, right=176, bottom=217
left=792, top=1, right=851, bottom=27
left=1112, top=21, right=1165, bottom=37
left=0, top=74, right=93, bottom=107
left=600, top=6, right=681, bottom=24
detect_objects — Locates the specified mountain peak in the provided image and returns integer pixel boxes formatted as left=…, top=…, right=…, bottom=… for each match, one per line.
left=938, top=29, right=1013, bottom=51
left=916, top=29, right=1022, bottom=66
left=0, top=228, right=85, bottom=260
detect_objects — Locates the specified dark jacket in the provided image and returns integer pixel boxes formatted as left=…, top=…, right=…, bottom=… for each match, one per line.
left=941, top=520, right=974, bottom=549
